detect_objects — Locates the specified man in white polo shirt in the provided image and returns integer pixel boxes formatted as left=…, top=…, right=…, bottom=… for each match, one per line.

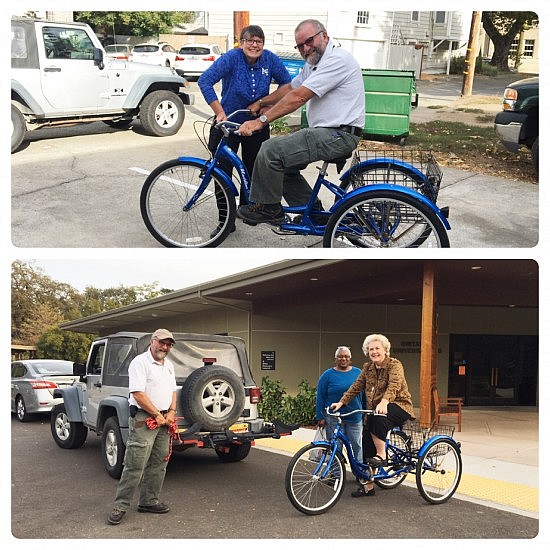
left=108, top=329, right=178, bottom=525
left=236, top=18, right=365, bottom=224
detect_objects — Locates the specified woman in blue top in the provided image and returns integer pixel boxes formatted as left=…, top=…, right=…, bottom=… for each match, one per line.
left=316, top=346, right=366, bottom=463
left=198, top=25, right=291, bottom=233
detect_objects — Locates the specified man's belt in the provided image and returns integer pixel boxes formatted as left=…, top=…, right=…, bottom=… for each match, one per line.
left=337, top=125, right=363, bottom=137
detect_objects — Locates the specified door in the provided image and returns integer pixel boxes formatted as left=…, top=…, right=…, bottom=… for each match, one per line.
left=38, top=24, right=108, bottom=111
left=85, top=340, right=107, bottom=426
left=449, top=335, right=538, bottom=406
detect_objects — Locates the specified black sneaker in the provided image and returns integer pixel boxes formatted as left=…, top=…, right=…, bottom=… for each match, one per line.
left=137, top=502, right=170, bottom=514
left=107, top=508, right=126, bottom=525
left=237, top=203, right=285, bottom=224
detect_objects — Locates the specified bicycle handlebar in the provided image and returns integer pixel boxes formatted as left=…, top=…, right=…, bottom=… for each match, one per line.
left=214, top=109, right=259, bottom=137
left=325, top=406, right=376, bottom=418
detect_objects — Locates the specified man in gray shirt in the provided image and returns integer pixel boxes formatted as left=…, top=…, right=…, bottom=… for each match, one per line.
left=237, top=19, right=365, bottom=224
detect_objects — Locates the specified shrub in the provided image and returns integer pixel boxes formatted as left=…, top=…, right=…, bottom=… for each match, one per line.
left=259, top=376, right=316, bottom=426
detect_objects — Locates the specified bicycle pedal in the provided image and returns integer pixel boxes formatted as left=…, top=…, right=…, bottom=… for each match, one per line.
left=270, top=227, right=298, bottom=235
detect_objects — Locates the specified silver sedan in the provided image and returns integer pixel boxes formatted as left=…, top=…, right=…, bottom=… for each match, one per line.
left=11, top=359, right=79, bottom=422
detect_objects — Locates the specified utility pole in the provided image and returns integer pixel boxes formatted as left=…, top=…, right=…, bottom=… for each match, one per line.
left=233, top=11, right=250, bottom=48
left=461, top=11, right=482, bottom=97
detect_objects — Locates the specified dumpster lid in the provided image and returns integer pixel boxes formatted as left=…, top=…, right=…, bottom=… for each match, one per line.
left=362, top=69, right=416, bottom=78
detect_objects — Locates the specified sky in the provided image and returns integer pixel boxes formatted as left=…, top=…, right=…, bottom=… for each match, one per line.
left=26, top=252, right=287, bottom=292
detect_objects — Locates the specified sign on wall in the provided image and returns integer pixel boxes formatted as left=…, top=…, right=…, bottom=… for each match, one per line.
left=261, top=351, right=276, bottom=370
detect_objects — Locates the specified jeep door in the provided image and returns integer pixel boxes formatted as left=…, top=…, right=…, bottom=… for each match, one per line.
left=85, top=339, right=107, bottom=426
left=37, top=23, right=109, bottom=111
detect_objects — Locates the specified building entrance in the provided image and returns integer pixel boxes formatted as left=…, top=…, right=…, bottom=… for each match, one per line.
left=448, top=335, right=538, bottom=406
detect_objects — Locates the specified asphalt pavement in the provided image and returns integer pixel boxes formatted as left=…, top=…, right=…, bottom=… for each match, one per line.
left=10, top=74, right=539, bottom=248
left=10, top=410, right=540, bottom=542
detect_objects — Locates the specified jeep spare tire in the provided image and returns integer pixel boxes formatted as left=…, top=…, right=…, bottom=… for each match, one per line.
left=181, top=366, right=245, bottom=431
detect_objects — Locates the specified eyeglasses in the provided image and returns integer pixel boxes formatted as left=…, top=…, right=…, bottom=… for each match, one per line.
left=242, top=38, right=264, bottom=46
left=156, top=340, right=174, bottom=347
left=294, top=30, right=324, bottom=50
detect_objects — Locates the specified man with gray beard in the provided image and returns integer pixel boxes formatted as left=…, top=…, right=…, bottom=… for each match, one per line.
left=108, top=329, right=178, bottom=525
left=236, top=19, right=365, bottom=224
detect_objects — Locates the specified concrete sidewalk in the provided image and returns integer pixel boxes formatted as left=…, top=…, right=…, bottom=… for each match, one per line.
left=254, top=407, right=539, bottom=518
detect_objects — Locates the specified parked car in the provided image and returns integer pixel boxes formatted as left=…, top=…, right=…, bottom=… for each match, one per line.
left=104, top=44, right=132, bottom=60
left=11, top=359, right=80, bottom=422
left=494, top=76, right=539, bottom=173
left=11, top=18, right=194, bottom=152
left=174, top=44, right=222, bottom=77
left=130, top=41, right=178, bottom=67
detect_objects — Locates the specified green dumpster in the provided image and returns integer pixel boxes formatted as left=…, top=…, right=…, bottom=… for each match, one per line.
left=301, top=68, right=417, bottom=143
left=362, top=69, right=418, bottom=142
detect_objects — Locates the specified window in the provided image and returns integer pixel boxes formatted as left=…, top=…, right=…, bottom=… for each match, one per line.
left=510, top=39, right=519, bottom=54
left=523, top=39, right=535, bottom=57
left=357, top=11, right=369, bottom=25
left=89, top=343, right=105, bottom=375
left=435, top=12, right=446, bottom=24
left=42, top=26, right=94, bottom=60
left=11, top=24, right=28, bottom=59
left=411, top=12, right=419, bottom=23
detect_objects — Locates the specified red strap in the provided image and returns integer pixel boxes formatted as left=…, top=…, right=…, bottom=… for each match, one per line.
left=145, top=416, right=183, bottom=461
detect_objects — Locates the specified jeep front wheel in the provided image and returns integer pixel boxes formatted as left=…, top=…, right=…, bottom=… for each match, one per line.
left=139, top=90, right=185, bottom=137
left=50, top=403, right=88, bottom=449
left=11, top=104, right=26, bottom=153
left=181, top=366, right=246, bottom=431
left=102, top=416, right=126, bottom=479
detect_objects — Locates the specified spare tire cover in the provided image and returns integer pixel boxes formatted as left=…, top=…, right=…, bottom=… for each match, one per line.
left=180, top=365, right=246, bottom=431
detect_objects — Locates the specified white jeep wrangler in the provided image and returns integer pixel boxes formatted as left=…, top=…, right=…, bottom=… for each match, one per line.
left=50, top=332, right=293, bottom=478
left=11, top=17, right=194, bottom=152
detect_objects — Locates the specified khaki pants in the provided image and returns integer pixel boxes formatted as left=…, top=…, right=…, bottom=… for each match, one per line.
left=249, top=127, right=360, bottom=205
left=113, top=411, right=171, bottom=511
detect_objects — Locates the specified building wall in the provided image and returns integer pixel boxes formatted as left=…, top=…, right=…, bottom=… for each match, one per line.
left=130, top=300, right=536, bottom=405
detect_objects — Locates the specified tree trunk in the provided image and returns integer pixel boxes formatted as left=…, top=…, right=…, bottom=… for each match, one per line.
left=481, top=12, right=527, bottom=72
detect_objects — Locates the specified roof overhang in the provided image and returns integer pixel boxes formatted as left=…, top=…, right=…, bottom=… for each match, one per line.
left=61, top=259, right=538, bottom=335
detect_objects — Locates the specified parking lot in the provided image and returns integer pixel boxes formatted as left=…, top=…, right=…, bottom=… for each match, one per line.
left=11, top=415, right=538, bottom=540
left=11, top=80, right=538, bottom=248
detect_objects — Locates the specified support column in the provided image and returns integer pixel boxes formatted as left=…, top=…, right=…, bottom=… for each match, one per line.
left=419, top=261, right=437, bottom=426
left=233, top=12, right=250, bottom=48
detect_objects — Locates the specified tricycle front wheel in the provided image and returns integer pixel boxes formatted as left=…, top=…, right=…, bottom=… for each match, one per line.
left=285, top=442, right=346, bottom=515
left=140, top=159, right=236, bottom=248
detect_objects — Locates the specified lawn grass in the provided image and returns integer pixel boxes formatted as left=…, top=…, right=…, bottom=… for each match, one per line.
left=405, top=120, right=496, bottom=152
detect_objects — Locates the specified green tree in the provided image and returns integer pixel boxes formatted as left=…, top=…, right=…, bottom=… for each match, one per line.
left=481, top=12, right=538, bottom=71
left=12, top=260, right=174, bottom=358
left=79, top=283, right=169, bottom=316
left=36, top=328, right=95, bottom=363
left=11, top=260, right=80, bottom=344
left=73, top=11, right=195, bottom=37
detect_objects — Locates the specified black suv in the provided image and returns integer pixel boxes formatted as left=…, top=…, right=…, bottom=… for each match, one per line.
left=494, top=76, right=539, bottom=173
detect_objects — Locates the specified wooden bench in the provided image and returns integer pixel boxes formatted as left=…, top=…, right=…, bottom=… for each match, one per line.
left=432, top=387, right=463, bottom=432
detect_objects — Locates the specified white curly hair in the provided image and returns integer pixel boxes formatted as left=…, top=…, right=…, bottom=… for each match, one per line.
left=362, top=334, right=391, bottom=357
